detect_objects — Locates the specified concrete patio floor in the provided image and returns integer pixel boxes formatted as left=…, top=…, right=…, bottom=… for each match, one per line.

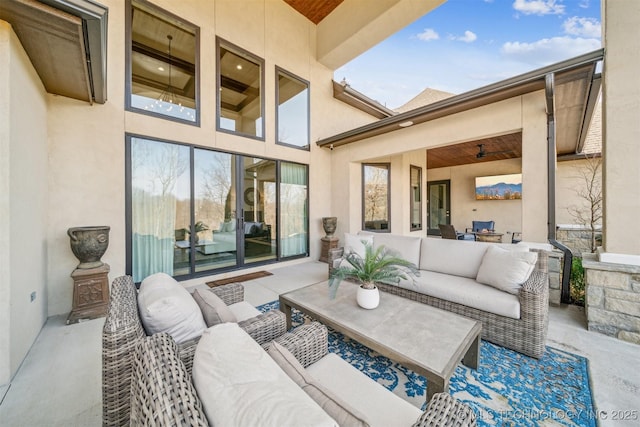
left=0, top=260, right=638, bottom=426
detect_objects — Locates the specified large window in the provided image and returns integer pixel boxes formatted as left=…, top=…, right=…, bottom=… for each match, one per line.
left=410, top=165, right=422, bottom=231
left=217, top=39, right=264, bottom=139
left=126, top=135, right=308, bottom=282
left=362, top=164, right=390, bottom=232
left=276, top=68, right=310, bottom=149
left=280, top=162, right=309, bottom=257
left=126, top=0, right=199, bottom=124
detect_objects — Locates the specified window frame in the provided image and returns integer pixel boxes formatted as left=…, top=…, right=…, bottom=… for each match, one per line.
left=410, top=165, right=422, bottom=231
left=275, top=66, right=310, bottom=151
left=216, top=37, right=266, bottom=141
left=125, top=133, right=309, bottom=282
left=125, top=0, right=201, bottom=126
left=361, top=163, right=391, bottom=233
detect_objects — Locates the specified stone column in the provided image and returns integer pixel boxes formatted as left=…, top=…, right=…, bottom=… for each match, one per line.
left=583, top=254, right=640, bottom=345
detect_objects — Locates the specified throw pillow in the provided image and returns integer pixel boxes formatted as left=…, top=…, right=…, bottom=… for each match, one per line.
left=137, top=273, right=207, bottom=343
left=344, top=233, right=373, bottom=258
left=192, top=288, right=237, bottom=327
left=267, top=343, right=369, bottom=427
left=476, top=246, right=538, bottom=294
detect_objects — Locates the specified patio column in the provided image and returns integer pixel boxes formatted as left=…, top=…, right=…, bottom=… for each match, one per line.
left=600, top=0, right=640, bottom=265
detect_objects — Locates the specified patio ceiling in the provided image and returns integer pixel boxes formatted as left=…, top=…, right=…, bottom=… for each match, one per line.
left=318, top=50, right=604, bottom=162
left=282, top=0, right=344, bottom=24
left=427, top=132, right=522, bottom=169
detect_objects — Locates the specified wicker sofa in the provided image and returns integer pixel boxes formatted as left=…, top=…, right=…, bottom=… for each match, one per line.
left=102, top=275, right=286, bottom=426
left=129, top=322, right=477, bottom=427
left=329, top=232, right=549, bottom=358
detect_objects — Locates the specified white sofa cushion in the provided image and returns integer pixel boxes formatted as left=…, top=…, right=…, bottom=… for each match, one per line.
left=402, top=270, right=521, bottom=319
left=193, top=323, right=337, bottom=427
left=137, top=273, right=206, bottom=343
left=476, top=246, right=538, bottom=295
left=267, top=343, right=369, bottom=427
left=344, top=233, right=373, bottom=258
left=361, top=232, right=422, bottom=267
left=420, top=238, right=491, bottom=278
left=192, top=288, right=237, bottom=327
left=306, top=353, right=422, bottom=427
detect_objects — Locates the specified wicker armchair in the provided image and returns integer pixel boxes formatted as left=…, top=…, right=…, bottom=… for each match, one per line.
left=102, top=275, right=286, bottom=427
left=130, top=323, right=476, bottom=427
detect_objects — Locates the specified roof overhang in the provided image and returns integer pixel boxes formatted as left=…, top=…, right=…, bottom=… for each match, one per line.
left=0, top=0, right=108, bottom=104
left=332, top=80, right=395, bottom=119
left=318, top=49, right=605, bottom=152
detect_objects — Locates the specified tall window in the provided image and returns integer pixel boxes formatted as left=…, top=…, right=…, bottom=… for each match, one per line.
left=280, top=162, right=308, bottom=257
left=127, top=135, right=308, bottom=281
left=127, top=0, right=199, bottom=124
left=276, top=68, right=309, bottom=149
left=129, top=137, right=190, bottom=282
left=217, top=39, right=264, bottom=139
left=410, top=166, right=422, bottom=231
left=362, top=164, right=390, bottom=232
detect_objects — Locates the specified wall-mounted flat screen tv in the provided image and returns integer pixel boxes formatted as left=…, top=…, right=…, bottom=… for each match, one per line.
left=475, top=173, right=522, bottom=200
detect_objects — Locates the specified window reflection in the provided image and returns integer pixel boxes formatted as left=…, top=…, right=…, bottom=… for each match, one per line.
left=218, top=40, right=263, bottom=138
left=277, top=69, right=309, bottom=149
left=129, top=0, right=198, bottom=123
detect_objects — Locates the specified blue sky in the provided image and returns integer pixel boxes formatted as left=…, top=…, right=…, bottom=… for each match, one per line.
left=334, top=0, right=602, bottom=109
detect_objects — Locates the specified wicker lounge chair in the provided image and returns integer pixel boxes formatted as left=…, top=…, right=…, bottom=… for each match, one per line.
left=102, top=275, right=286, bottom=427
left=130, top=324, right=477, bottom=427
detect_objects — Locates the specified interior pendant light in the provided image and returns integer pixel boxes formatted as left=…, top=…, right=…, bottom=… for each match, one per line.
left=156, top=34, right=181, bottom=110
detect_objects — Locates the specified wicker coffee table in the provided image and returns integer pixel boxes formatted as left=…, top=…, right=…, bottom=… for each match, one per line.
left=280, top=281, right=482, bottom=402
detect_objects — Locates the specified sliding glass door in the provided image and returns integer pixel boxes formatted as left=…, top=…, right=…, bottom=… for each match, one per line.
left=241, top=156, right=277, bottom=264
left=127, top=135, right=307, bottom=281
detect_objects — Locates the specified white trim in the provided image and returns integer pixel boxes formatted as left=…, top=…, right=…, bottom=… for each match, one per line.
left=597, top=247, right=640, bottom=266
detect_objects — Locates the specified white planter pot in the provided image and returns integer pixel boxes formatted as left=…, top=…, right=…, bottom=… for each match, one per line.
left=357, top=285, right=380, bottom=309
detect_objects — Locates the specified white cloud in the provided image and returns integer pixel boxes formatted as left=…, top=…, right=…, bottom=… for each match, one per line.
left=512, top=0, right=565, bottom=16
left=458, top=31, right=478, bottom=43
left=563, top=17, right=601, bottom=38
left=502, top=36, right=602, bottom=66
left=416, top=28, right=439, bottom=41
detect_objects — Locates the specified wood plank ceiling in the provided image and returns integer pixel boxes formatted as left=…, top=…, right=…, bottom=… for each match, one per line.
left=426, top=132, right=523, bottom=169
left=282, top=0, right=344, bottom=24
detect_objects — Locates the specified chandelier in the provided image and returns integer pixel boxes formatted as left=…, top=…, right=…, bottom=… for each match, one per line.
left=157, top=35, right=179, bottom=109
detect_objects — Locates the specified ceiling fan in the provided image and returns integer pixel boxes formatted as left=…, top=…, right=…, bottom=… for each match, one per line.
left=476, top=144, right=514, bottom=159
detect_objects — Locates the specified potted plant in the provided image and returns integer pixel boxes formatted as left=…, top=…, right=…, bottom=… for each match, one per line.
left=182, top=221, right=209, bottom=243
left=329, top=242, right=418, bottom=309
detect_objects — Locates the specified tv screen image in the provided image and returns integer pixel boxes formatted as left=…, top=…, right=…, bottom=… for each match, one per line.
left=475, top=173, right=522, bottom=200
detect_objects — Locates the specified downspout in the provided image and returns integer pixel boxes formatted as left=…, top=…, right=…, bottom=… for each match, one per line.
left=545, top=73, right=573, bottom=304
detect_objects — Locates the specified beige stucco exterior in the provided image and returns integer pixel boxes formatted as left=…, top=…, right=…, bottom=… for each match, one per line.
left=1, top=0, right=639, bottom=386
left=329, top=95, right=549, bottom=243
left=0, top=22, right=49, bottom=385
left=601, top=0, right=640, bottom=264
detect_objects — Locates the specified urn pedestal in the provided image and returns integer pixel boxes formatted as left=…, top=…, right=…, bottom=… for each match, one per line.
left=66, top=263, right=110, bottom=325
left=319, top=237, right=339, bottom=263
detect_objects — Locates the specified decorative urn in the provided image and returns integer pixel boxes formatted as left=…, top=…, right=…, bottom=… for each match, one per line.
left=67, top=226, right=110, bottom=269
left=322, top=217, right=337, bottom=238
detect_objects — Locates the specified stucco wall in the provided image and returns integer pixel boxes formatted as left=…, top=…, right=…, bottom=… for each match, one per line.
left=602, top=0, right=640, bottom=260
left=329, top=95, right=549, bottom=243
left=45, top=0, right=377, bottom=316
left=0, top=22, right=49, bottom=385
left=556, top=158, right=602, bottom=226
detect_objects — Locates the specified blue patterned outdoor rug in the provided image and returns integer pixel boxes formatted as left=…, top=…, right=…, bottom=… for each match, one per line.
left=258, top=301, right=596, bottom=427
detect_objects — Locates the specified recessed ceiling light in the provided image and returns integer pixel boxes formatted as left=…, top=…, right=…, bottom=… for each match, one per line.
left=399, top=121, right=414, bottom=127
left=236, top=64, right=243, bottom=70
left=158, top=66, right=165, bottom=71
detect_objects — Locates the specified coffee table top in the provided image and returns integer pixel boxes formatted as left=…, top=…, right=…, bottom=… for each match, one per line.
left=280, top=281, right=481, bottom=381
